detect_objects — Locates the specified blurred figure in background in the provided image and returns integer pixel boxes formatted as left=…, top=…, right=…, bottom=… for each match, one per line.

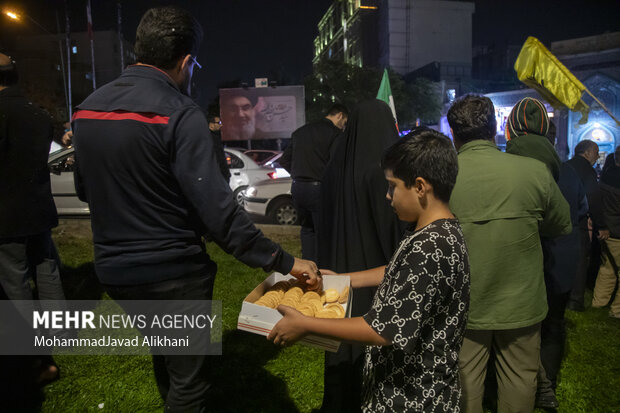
left=0, top=52, right=65, bottom=406
left=207, top=114, right=231, bottom=181
left=537, top=121, right=588, bottom=409
left=592, top=145, right=620, bottom=319
left=566, top=140, right=609, bottom=312
left=317, top=99, right=404, bottom=413
left=505, top=97, right=561, bottom=181
left=280, top=103, right=348, bottom=262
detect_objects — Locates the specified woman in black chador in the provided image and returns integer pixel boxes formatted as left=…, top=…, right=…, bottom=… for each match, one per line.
left=318, top=99, right=404, bottom=412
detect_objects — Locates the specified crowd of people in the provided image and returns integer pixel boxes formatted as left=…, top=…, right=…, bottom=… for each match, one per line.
left=1, top=4, right=619, bottom=413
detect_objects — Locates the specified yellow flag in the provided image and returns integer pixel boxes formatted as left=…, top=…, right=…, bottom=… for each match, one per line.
left=514, top=36, right=589, bottom=124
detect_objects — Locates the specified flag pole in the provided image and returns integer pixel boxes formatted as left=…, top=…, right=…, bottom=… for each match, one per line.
left=54, top=11, right=69, bottom=121
left=117, top=0, right=124, bottom=72
left=64, top=0, right=72, bottom=119
left=86, top=0, right=96, bottom=90
left=584, top=89, right=620, bottom=126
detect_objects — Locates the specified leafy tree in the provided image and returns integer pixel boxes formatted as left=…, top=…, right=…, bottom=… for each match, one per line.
left=304, top=59, right=441, bottom=128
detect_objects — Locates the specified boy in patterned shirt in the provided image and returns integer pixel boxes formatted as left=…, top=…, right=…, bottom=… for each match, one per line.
left=269, top=129, right=470, bottom=412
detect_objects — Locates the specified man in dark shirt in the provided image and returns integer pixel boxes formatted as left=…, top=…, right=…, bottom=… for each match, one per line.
left=0, top=53, right=64, bottom=396
left=566, top=139, right=609, bottom=311
left=72, top=7, right=319, bottom=412
left=279, top=104, right=348, bottom=261
left=592, top=146, right=620, bottom=319
left=207, top=114, right=231, bottom=181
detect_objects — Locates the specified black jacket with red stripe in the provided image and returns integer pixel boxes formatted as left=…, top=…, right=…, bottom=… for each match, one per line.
left=72, top=65, right=293, bottom=285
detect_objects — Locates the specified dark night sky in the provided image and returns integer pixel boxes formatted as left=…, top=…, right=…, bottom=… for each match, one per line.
left=2, top=0, right=619, bottom=106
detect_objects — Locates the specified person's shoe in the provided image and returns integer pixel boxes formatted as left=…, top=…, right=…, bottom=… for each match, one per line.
left=34, top=359, right=60, bottom=386
left=566, top=301, right=585, bottom=312
left=610, top=312, right=620, bottom=320
left=535, top=392, right=559, bottom=410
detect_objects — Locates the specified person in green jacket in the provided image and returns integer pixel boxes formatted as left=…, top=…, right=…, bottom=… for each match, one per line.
left=505, top=97, right=561, bottom=181
left=447, top=95, right=571, bottom=413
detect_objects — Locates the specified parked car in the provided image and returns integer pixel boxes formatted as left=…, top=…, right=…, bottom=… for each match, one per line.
left=262, top=153, right=291, bottom=179
left=225, top=148, right=277, bottom=205
left=243, top=149, right=281, bottom=165
left=48, top=147, right=90, bottom=216
left=243, top=177, right=299, bottom=225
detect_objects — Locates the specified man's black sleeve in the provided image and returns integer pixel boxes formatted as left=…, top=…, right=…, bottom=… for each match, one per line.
left=584, top=173, right=607, bottom=229
left=170, top=107, right=294, bottom=273
left=279, top=137, right=293, bottom=173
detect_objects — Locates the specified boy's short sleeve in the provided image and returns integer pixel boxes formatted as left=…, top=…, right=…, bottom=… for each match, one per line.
left=363, top=237, right=439, bottom=353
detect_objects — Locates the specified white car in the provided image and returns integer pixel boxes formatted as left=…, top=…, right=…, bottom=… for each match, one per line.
left=243, top=150, right=290, bottom=178
left=243, top=149, right=281, bottom=165
left=48, top=147, right=90, bottom=216
left=225, top=148, right=277, bottom=205
left=243, top=177, right=299, bottom=225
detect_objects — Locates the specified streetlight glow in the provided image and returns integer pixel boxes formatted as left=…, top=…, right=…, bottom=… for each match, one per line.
left=5, top=11, right=20, bottom=20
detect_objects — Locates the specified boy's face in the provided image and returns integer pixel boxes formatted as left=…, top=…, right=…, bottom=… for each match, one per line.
left=385, top=170, right=421, bottom=223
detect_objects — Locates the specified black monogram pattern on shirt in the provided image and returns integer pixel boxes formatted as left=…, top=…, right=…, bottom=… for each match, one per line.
left=362, top=219, right=470, bottom=413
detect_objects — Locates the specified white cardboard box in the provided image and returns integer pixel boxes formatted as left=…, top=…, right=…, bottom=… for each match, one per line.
left=237, top=272, right=352, bottom=352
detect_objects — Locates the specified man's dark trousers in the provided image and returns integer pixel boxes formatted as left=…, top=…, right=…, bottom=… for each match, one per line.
left=104, top=270, right=215, bottom=413
left=569, top=224, right=592, bottom=310
left=291, top=180, right=321, bottom=262
left=540, top=290, right=570, bottom=388
left=0, top=231, right=63, bottom=301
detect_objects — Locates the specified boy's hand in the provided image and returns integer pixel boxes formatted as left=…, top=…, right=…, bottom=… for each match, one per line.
left=290, top=258, right=322, bottom=291
left=267, top=305, right=307, bottom=346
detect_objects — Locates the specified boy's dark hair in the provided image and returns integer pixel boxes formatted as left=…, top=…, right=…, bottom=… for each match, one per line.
left=134, top=7, right=203, bottom=70
left=447, top=95, right=496, bottom=143
left=382, top=128, right=458, bottom=203
left=206, top=114, right=219, bottom=123
left=546, top=120, right=557, bottom=145
left=0, top=57, right=18, bottom=87
left=326, top=103, right=349, bottom=118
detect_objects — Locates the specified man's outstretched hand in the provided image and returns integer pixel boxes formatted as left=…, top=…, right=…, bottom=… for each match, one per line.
left=289, top=257, right=322, bottom=291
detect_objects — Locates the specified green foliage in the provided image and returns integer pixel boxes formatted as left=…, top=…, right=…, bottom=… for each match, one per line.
left=304, top=59, right=441, bottom=127
left=42, top=226, right=620, bottom=412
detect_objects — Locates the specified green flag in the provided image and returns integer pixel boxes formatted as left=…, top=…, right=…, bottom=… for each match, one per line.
left=377, top=68, right=398, bottom=130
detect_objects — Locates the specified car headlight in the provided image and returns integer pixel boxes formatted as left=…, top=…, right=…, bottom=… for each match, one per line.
left=245, top=187, right=258, bottom=198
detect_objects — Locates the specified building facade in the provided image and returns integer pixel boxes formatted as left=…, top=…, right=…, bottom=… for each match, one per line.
left=314, top=0, right=474, bottom=76
left=485, top=32, right=620, bottom=161
left=313, top=0, right=379, bottom=68
left=553, top=33, right=620, bottom=161
left=8, top=30, right=134, bottom=122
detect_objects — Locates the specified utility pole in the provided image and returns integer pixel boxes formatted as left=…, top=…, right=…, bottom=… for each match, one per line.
left=117, top=1, right=125, bottom=72
left=64, top=0, right=72, bottom=119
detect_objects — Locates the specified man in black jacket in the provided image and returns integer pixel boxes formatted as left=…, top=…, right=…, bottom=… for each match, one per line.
left=279, top=104, right=348, bottom=261
left=566, top=139, right=609, bottom=311
left=592, top=146, right=620, bottom=319
left=72, top=7, right=319, bottom=412
left=0, top=53, right=63, bottom=394
left=207, top=114, right=231, bottom=181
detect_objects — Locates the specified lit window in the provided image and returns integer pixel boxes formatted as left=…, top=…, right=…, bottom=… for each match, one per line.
left=72, top=46, right=78, bottom=54
left=447, top=89, right=456, bottom=102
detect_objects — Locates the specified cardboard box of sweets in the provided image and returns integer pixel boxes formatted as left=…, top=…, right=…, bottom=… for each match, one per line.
left=237, top=272, right=352, bottom=352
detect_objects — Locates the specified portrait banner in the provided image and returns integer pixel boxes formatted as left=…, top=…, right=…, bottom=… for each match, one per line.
left=219, top=86, right=305, bottom=141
